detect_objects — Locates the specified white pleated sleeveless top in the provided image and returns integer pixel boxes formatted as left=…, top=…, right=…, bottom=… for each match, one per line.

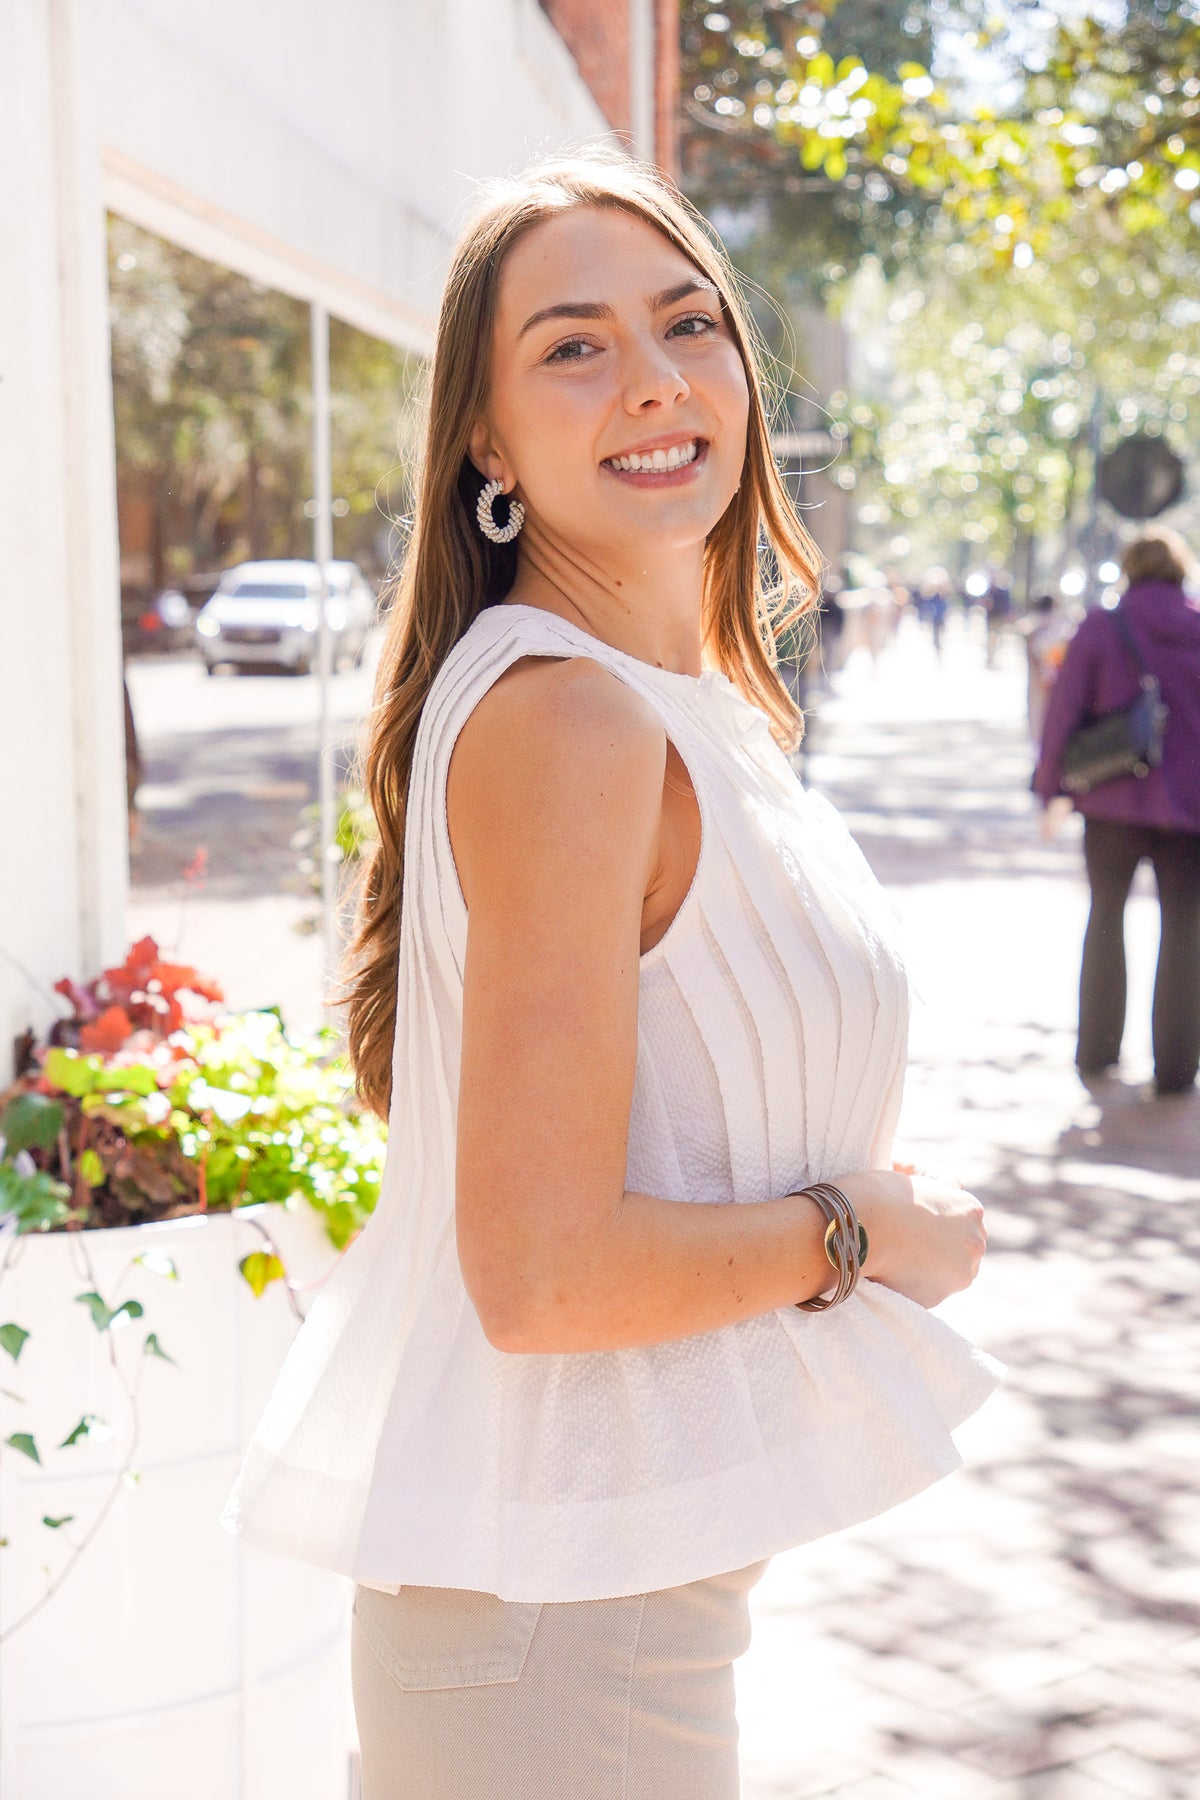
left=220, top=601, right=1001, bottom=1603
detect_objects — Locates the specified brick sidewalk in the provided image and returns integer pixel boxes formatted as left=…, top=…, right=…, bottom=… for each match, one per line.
left=736, top=619, right=1200, bottom=1799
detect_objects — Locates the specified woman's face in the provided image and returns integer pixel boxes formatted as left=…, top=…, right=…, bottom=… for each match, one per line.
left=473, top=206, right=750, bottom=560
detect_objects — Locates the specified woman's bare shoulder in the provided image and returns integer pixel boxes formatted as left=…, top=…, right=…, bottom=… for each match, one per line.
left=452, top=654, right=666, bottom=799
left=447, top=654, right=667, bottom=900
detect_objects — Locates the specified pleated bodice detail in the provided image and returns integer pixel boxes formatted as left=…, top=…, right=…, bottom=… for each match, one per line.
left=220, top=601, right=1000, bottom=1602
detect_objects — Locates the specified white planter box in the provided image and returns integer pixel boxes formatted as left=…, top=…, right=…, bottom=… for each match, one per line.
left=0, top=1203, right=359, bottom=1800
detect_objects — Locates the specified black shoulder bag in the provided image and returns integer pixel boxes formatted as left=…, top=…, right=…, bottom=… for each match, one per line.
left=1060, top=608, right=1169, bottom=796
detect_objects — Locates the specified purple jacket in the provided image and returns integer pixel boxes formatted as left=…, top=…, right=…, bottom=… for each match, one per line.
left=1033, top=580, right=1200, bottom=833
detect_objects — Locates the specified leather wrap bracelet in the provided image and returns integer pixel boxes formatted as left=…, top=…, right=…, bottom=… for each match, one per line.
left=793, top=1182, right=868, bottom=1312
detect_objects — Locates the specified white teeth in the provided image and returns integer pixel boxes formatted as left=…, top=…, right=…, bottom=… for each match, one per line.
left=607, top=440, right=699, bottom=473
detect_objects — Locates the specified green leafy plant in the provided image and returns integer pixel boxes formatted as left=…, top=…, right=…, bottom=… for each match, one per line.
left=0, top=938, right=385, bottom=1636
left=2, top=936, right=384, bottom=1251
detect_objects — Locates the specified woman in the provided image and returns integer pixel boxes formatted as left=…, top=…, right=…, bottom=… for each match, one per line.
left=1034, top=529, right=1200, bottom=1097
left=221, top=151, right=999, bottom=1799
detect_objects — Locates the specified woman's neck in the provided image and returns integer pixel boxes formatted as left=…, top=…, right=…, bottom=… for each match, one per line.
left=504, top=526, right=706, bottom=677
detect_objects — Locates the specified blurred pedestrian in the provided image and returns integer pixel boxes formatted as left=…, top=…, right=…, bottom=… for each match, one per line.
left=982, top=567, right=1013, bottom=668
left=1018, top=593, right=1075, bottom=742
left=812, top=561, right=848, bottom=678
left=222, top=148, right=996, bottom=1800
left=862, top=567, right=897, bottom=666
left=1033, top=529, right=1200, bottom=1097
left=916, top=566, right=952, bottom=661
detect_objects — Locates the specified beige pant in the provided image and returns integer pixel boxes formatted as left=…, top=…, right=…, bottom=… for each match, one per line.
left=351, top=1557, right=771, bottom=1799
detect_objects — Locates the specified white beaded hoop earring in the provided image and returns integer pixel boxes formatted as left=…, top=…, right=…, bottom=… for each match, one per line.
left=475, top=477, right=525, bottom=545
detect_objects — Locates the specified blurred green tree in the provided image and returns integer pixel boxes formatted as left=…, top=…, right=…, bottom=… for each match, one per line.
left=108, top=216, right=423, bottom=603
left=681, top=0, right=1200, bottom=284
left=681, top=1, right=1200, bottom=581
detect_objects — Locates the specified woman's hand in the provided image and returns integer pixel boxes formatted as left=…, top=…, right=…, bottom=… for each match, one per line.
left=1039, top=795, right=1074, bottom=842
left=845, top=1170, right=987, bottom=1310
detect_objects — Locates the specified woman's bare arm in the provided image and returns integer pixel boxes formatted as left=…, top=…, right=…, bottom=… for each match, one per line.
left=449, top=655, right=984, bottom=1355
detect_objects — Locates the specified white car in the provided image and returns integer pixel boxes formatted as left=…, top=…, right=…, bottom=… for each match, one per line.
left=195, top=559, right=376, bottom=675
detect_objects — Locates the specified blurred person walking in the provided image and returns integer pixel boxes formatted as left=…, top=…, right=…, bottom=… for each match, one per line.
left=222, top=150, right=997, bottom=1800
left=916, top=566, right=952, bottom=661
left=1033, top=530, right=1200, bottom=1097
left=1018, top=592, right=1075, bottom=742
left=982, top=567, right=1013, bottom=668
left=816, top=561, right=849, bottom=676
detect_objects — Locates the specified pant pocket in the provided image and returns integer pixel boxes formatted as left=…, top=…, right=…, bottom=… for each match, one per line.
left=352, top=1583, right=544, bottom=1691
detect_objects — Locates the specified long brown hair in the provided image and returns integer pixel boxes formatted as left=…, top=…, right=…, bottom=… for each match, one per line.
left=345, top=147, right=823, bottom=1117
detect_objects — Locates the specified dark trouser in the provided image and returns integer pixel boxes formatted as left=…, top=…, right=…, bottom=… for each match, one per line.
left=1079, top=817, right=1200, bottom=1093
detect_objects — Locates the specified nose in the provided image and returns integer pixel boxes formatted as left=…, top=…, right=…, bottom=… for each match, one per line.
left=620, top=332, right=690, bottom=413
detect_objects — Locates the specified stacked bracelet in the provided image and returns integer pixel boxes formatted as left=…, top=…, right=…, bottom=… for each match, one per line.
left=793, top=1182, right=868, bottom=1312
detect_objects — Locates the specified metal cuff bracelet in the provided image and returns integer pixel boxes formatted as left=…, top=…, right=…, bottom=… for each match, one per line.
left=792, top=1181, right=868, bottom=1312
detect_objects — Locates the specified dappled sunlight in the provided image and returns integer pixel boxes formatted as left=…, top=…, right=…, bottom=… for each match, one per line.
left=739, top=623, right=1199, bottom=1799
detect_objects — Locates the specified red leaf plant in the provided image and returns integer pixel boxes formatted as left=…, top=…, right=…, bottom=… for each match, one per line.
left=51, top=936, right=225, bottom=1058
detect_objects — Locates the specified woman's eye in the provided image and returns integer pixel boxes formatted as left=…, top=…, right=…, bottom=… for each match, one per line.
left=668, top=312, right=719, bottom=339
left=545, top=337, right=598, bottom=364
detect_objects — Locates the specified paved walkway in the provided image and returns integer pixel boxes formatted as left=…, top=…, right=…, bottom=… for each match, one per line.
left=736, top=617, right=1200, bottom=1799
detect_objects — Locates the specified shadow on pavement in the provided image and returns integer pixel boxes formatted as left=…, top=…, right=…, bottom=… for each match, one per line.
left=131, top=721, right=359, bottom=898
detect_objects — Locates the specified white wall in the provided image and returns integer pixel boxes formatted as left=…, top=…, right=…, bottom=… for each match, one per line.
left=0, top=0, right=610, bottom=1067
left=101, top=0, right=607, bottom=338
left=0, top=0, right=127, bottom=1067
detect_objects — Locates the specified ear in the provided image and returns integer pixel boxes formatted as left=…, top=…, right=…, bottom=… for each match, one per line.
left=467, top=419, right=512, bottom=486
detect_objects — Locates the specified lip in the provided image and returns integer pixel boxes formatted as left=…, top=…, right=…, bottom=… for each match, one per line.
left=601, top=436, right=709, bottom=488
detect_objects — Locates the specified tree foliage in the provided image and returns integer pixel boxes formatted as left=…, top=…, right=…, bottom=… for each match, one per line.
left=682, top=0, right=1200, bottom=288
left=682, top=2, right=1200, bottom=576
left=108, top=216, right=424, bottom=597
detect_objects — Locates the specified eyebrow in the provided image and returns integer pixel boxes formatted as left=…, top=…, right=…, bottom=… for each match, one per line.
left=516, top=278, right=721, bottom=341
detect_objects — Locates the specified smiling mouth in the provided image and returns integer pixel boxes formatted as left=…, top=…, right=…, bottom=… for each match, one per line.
left=602, top=438, right=706, bottom=475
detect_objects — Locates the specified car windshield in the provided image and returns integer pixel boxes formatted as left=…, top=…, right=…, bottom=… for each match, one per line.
left=224, top=581, right=311, bottom=600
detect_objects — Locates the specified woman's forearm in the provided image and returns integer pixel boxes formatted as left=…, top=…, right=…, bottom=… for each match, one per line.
left=489, top=1173, right=892, bottom=1354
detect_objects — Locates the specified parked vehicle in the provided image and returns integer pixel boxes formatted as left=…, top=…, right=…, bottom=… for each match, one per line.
left=123, top=573, right=222, bottom=657
left=194, top=559, right=376, bottom=675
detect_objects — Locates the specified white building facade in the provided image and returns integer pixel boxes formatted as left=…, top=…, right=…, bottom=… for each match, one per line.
left=0, top=0, right=628, bottom=1062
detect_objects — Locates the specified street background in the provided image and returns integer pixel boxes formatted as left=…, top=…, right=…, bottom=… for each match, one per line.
left=10, top=3, right=1199, bottom=1792
left=126, top=613, right=1200, bottom=1799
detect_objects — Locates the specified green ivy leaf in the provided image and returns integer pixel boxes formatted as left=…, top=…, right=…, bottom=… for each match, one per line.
left=42, top=1514, right=75, bottom=1530
left=0, top=1164, right=72, bottom=1233
left=59, top=1413, right=108, bottom=1449
left=43, top=1047, right=102, bottom=1097
left=238, top=1251, right=286, bottom=1297
left=5, top=1432, right=40, bottom=1463
left=133, top=1251, right=179, bottom=1281
left=76, top=1291, right=113, bottom=1331
left=143, top=1332, right=177, bottom=1364
left=103, top=1064, right=160, bottom=1098
left=0, top=1092, right=64, bottom=1154
left=0, top=1324, right=30, bottom=1364
left=75, top=1293, right=143, bottom=1333
left=78, top=1148, right=105, bottom=1188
